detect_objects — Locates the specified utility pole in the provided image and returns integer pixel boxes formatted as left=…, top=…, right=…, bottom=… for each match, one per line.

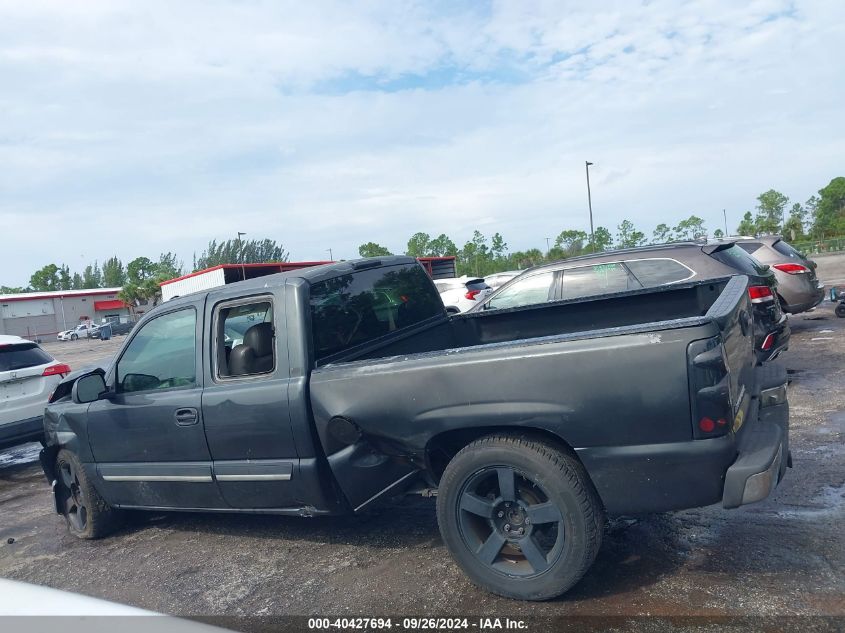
left=723, top=209, right=728, bottom=236
left=545, top=237, right=551, bottom=257
left=585, top=161, right=595, bottom=245
left=327, top=248, right=333, bottom=261
left=237, top=232, right=247, bottom=280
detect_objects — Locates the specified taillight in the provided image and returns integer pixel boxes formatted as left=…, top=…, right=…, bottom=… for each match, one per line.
left=43, top=363, right=71, bottom=378
left=772, top=263, right=809, bottom=274
left=748, top=285, right=774, bottom=304
left=688, top=337, right=733, bottom=439
left=465, top=289, right=481, bottom=300
left=761, top=333, right=775, bottom=351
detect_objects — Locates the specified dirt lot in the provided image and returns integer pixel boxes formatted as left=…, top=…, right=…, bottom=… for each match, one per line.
left=1, top=298, right=843, bottom=627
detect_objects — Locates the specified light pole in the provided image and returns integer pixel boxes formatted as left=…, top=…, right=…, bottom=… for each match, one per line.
left=585, top=161, right=595, bottom=246
left=237, top=232, right=246, bottom=280
left=723, top=209, right=728, bottom=236
left=545, top=237, right=551, bottom=257
left=327, top=248, right=333, bottom=261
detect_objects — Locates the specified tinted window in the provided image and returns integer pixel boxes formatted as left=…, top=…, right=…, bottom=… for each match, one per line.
left=486, top=271, right=555, bottom=310
left=216, top=300, right=274, bottom=378
left=560, top=263, right=641, bottom=300
left=626, top=258, right=693, bottom=285
left=310, top=264, right=443, bottom=362
left=737, top=242, right=763, bottom=255
left=465, top=280, right=491, bottom=291
left=0, top=343, right=53, bottom=371
left=709, top=244, right=768, bottom=275
left=771, top=240, right=806, bottom=260
left=117, top=309, right=197, bottom=393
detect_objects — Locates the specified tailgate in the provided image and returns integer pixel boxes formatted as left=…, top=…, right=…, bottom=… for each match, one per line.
left=688, top=275, right=757, bottom=438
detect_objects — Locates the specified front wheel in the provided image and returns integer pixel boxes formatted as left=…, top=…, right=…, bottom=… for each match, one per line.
left=437, top=435, right=604, bottom=600
left=55, top=449, right=121, bottom=539
left=70, top=334, right=78, bottom=341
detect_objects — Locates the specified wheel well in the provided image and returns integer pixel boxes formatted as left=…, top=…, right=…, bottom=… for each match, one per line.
left=425, top=426, right=578, bottom=483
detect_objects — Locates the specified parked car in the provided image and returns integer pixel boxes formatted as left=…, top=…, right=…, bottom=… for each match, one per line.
left=40, top=257, right=789, bottom=601
left=470, top=241, right=790, bottom=363
left=0, top=336, right=70, bottom=449
left=483, top=270, right=522, bottom=291
left=732, top=236, right=825, bottom=314
left=432, top=276, right=493, bottom=313
left=57, top=323, right=97, bottom=341
left=90, top=321, right=136, bottom=338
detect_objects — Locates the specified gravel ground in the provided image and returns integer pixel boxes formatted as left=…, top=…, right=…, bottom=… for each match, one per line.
left=1, top=297, right=843, bottom=629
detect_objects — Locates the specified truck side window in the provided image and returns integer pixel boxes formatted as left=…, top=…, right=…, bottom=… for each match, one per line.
left=310, top=264, right=443, bottom=363
left=116, top=308, right=196, bottom=393
left=215, top=300, right=275, bottom=378
left=625, top=258, right=694, bottom=286
left=560, top=263, right=641, bottom=301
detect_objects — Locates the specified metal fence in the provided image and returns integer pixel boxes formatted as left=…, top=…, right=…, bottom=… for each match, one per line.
left=792, top=237, right=845, bottom=256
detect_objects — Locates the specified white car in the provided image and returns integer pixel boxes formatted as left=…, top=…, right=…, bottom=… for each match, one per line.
left=433, top=276, right=493, bottom=313
left=0, top=335, right=70, bottom=449
left=57, top=322, right=97, bottom=341
left=484, top=270, right=522, bottom=291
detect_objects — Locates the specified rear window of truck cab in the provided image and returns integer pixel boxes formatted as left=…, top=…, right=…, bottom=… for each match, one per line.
left=309, top=264, right=443, bottom=363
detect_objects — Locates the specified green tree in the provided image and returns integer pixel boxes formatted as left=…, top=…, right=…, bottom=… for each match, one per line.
left=713, top=228, right=725, bottom=239
left=755, top=189, right=789, bottom=235
left=673, top=215, right=706, bottom=240
left=652, top=223, right=671, bottom=243
left=120, top=254, right=183, bottom=309
left=428, top=234, right=458, bottom=257
left=509, top=249, right=545, bottom=269
left=616, top=220, right=646, bottom=248
left=554, top=229, right=589, bottom=257
left=737, top=211, right=757, bottom=236
left=71, top=272, right=84, bottom=289
left=1, top=285, right=27, bottom=294
left=102, top=256, right=126, bottom=287
left=491, top=232, right=508, bottom=261
left=405, top=232, right=432, bottom=257
left=783, top=203, right=807, bottom=241
left=58, top=265, right=72, bottom=290
left=587, top=226, right=613, bottom=252
left=82, top=262, right=102, bottom=288
left=358, top=242, right=393, bottom=257
left=195, top=239, right=288, bottom=270
left=810, top=177, right=845, bottom=238
left=30, top=264, right=61, bottom=291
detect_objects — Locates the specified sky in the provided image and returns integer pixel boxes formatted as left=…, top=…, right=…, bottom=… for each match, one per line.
left=1, top=0, right=844, bottom=287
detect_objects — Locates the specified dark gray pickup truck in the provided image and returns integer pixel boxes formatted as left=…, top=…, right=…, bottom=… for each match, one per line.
left=40, top=256, right=790, bottom=600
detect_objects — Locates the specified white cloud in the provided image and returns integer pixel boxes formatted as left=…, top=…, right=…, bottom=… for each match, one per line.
left=1, top=0, right=844, bottom=284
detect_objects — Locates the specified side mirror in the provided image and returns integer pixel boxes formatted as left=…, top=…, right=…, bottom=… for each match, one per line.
left=445, top=306, right=460, bottom=315
left=72, top=372, right=108, bottom=404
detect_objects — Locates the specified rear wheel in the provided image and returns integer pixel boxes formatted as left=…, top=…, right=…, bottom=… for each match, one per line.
left=836, top=303, right=845, bottom=318
left=55, top=449, right=121, bottom=539
left=437, top=435, right=604, bottom=600
left=70, top=333, right=78, bottom=341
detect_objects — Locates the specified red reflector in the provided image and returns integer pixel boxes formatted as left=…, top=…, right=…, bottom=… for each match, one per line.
left=761, top=333, right=775, bottom=351
left=465, top=290, right=480, bottom=300
left=772, top=263, right=809, bottom=274
left=699, top=417, right=716, bottom=433
left=748, top=285, right=774, bottom=303
left=43, top=363, right=71, bottom=377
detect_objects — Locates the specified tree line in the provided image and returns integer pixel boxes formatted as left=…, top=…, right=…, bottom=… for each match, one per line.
left=3, top=177, right=843, bottom=296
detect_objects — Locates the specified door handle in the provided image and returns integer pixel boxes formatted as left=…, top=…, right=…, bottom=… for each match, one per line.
left=174, top=408, right=199, bottom=426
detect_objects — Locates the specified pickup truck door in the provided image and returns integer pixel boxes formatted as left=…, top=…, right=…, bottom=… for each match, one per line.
left=200, top=289, right=303, bottom=509
left=85, top=304, right=226, bottom=509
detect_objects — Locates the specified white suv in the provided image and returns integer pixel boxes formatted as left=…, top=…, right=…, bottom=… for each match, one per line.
left=433, top=277, right=493, bottom=313
left=0, top=336, right=70, bottom=449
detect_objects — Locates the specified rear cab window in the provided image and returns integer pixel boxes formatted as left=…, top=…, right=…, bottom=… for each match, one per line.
left=214, top=299, right=275, bottom=378
left=0, top=343, right=53, bottom=371
left=310, top=263, right=444, bottom=363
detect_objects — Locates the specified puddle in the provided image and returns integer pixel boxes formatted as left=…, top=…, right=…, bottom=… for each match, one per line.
left=0, top=443, right=41, bottom=469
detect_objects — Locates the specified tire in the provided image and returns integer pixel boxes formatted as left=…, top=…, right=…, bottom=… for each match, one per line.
left=55, top=449, right=121, bottom=539
left=437, top=434, right=604, bottom=600
left=71, top=334, right=78, bottom=341
left=836, top=303, right=845, bottom=318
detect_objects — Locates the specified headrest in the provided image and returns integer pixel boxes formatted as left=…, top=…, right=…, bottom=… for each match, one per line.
left=243, top=322, right=274, bottom=357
